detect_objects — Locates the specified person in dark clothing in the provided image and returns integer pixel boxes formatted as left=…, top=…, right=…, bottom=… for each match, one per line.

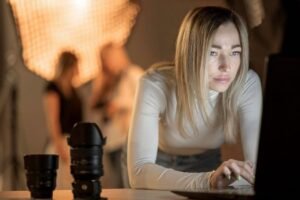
left=43, top=50, right=82, bottom=189
left=45, top=82, right=82, bottom=136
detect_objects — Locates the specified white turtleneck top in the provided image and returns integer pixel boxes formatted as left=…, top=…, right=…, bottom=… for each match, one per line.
left=127, top=66, right=262, bottom=191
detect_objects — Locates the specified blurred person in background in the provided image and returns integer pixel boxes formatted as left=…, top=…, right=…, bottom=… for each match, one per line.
left=43, top=50, right=83, bottom=189
left=89, top=43, right=143, bottom=188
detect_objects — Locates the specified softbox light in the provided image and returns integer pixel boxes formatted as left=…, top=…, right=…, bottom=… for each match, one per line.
left=8, top=0, right=139, bottom=85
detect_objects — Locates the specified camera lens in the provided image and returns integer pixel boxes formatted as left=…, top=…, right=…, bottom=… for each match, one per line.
left=68, top=122, right=106, bottom=199
left=23, top=154, right=59, bottom=199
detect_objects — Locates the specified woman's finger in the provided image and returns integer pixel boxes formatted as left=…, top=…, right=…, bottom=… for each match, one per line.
left=222, top=165, right=232, bottom=180
left=227, top=161, right=254, bottom=184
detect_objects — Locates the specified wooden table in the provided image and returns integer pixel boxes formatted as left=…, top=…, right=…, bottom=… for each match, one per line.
left=0, top=189, right=188, bottom=200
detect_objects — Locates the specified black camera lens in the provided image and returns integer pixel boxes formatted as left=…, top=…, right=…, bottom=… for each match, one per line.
left=68, top=122, right=106, bottom=200
left=23, top=154, right=59, bottom=199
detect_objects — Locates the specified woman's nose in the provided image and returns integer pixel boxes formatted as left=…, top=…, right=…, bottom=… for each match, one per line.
left=219, top=55, right=230, bottom=72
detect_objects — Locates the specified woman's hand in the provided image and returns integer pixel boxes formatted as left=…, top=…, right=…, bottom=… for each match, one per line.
left=209, top=159, right=255, bottom=189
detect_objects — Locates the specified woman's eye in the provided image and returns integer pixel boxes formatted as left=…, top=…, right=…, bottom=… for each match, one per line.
left=210, top=51, right=217, bottom=56
left=231, top=51, right=241, bottom=56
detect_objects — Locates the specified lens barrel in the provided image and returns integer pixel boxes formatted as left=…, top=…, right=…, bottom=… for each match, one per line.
left=24, top=154, right=59, bottom=199
left=68, top=122, right=106, bottom=199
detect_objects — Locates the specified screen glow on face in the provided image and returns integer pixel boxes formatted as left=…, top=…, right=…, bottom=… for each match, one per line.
left=206, top=22, right=241, bottom=92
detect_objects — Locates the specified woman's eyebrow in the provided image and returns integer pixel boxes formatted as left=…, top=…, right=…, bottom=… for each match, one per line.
left=232, top=44, right=242, bottom=49
left=211, top=44, right=241, bottom=49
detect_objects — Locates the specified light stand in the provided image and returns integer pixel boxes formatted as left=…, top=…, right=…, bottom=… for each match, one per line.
left=10, top=83, right=20, bottom=190
left=0, top=0, right=4, bottom=190
left=0, top=0, right=22, bottom=190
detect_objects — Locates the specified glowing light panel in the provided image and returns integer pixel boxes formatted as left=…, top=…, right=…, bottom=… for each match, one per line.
left=8, top=0, right=139, bottom=85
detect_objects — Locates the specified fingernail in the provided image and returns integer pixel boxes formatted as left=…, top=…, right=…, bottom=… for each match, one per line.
left=236, top=175, right=241, bottom=180
left=226, top=174, right=231, bottom=180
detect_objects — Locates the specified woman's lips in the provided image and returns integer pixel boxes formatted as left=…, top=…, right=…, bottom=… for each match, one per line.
left=214, top=77, right=230, bottom=84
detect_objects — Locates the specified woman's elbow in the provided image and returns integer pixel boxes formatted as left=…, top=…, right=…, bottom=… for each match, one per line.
left=128, top=167, right=140, bottom=189
left=128, top=163, right=149, bottom=189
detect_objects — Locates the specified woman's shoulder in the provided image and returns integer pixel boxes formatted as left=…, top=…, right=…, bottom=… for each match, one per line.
left=142, top=62, right=175, bottom=91
left=143, top=62, right=175, bottom=82
left=245, top=69, right=261, bottom=85
left=241, top=69, right=262, bottom=96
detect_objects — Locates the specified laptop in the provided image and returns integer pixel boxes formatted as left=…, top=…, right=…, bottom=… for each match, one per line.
left=172, top=54, right=300, bottom=199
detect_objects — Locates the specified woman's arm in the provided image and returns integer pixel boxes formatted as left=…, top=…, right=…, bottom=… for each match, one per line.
left=239, top=70, right=263, bottom=165
left=43, top=91, right=69, bottom=163
left=127, top=77, right=212, bottom=191
left=206, top=70, right=261, bottom=189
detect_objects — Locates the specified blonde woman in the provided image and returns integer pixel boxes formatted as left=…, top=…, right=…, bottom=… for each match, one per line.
left=127, top=6, right=262, bottom=191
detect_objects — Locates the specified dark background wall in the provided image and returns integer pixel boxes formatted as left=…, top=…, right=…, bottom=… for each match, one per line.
left=126, top=0, right=226, bottom=68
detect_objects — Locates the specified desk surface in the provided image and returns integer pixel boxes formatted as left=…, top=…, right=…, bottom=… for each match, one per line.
left=0, top=189, right=187, bottom=200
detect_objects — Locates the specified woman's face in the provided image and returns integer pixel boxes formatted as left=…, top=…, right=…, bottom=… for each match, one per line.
left=206, top=22, right=241, bottom=92
left=66, top=63, right=78, bottom=81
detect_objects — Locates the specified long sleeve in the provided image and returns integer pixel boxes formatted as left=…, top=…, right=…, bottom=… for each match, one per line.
left=127, top=76, right=212, bottom=191
left=239, top=70, right=263, bottom=165
left=127, top=69, right=262, bottom=191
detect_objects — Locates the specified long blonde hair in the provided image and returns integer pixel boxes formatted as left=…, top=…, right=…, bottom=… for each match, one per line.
left=175, top=6, right=249, bottom=143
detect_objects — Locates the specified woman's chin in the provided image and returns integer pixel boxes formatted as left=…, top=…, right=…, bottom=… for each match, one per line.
left=210, top=84, right=230, bottom=93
